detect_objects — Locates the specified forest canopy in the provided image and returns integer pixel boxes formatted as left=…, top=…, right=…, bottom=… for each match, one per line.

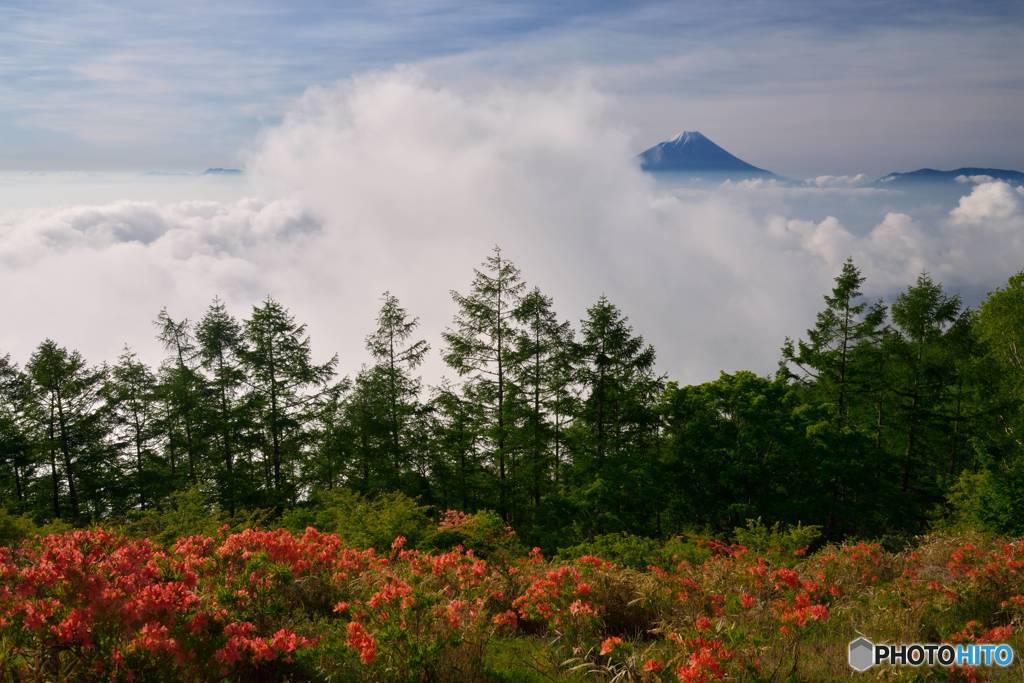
left=1, top=248, right=1023, bottom=550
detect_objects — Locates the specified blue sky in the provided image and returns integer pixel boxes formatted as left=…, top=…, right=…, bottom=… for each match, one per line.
left=2, top=0, right=1022, bottom=175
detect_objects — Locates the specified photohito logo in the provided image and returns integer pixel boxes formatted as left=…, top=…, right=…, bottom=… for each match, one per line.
left=849, top=636, right=1014, bottom=672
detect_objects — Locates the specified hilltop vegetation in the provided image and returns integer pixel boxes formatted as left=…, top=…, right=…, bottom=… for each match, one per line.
left=1, top=513, right=1023, bottom=681
left=2, top=250, right=1024, bottom=678
left=2, top=249, right=1024, bottom=547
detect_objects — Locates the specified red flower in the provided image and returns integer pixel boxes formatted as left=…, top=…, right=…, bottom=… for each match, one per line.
left=346, top=621, right=377, bottom=664
left=643, top=658, right=664, bottom=672
left=599, top=636, right=623, bottom=656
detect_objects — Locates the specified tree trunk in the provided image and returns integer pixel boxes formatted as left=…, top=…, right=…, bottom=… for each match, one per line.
left=48, top=396, right=59, bottom=518
left=55, top=392, right=79, bottom=520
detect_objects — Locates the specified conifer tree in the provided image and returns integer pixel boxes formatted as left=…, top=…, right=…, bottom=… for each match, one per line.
left=429, top=382, right=485, bottom=512
left=573, top=296, right=660, bottom=533
left=102, top=347, right=160, bottom=510
left=889, top=274, right=962, bottom=504
left=780, top=259, right=890, bottom=534
left=443, top=247, right=525, bottom=519
left=0, top=355, right=32, bottom=506
left=512, top=288, right=574, bottom=508
left=155, top=309, right=205, bottom=485
left=365, top=292, right=429, bottom=482
left=242, top=297, right=336, bottom=505
left=196, top=298, right=247, bottom=510
left=781, top=258, right=886, bottom=423
left=26, top=341, right=106, bottom=520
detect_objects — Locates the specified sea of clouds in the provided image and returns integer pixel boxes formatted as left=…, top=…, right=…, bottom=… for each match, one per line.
left=2, top=71, right=1022, bottom=384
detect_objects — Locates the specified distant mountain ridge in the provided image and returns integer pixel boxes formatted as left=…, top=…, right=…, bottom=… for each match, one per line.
left=876, top=167, right=1024, bottom=186
left=638, top=131, right=774, bottom=177
left=203, top=167, right=243, bottom=176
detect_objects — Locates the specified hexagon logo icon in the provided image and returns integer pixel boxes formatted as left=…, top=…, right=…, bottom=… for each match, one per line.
left=849, top=637, right=875, bottom=672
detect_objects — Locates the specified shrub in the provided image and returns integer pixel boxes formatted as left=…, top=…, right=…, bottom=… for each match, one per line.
left=119, top=487, right=233, bottom=546
left=1, top=523, right=1022, bottom=681
left=280, top=489, right=433, bottom=551
left=0, top=507, right=37, bottom=547
left=427, top=509, right=524, bottom=561
left=555, top=532, right=663, bottom=569
left=732, top=518, right=821, bottom=562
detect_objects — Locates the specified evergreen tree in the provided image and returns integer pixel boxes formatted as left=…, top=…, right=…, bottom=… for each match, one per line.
left=196, top=297, right=248, bottom=510
left=443, top=247, right=525, bottom=519
left=25, top=341, right=106, bottom=520
left=572, top=296, right=661, bottom=534
left=242, top=297, right=336, bottom=506
left=780, top=259, right=891, bottom=535
left=889, top=274, right=962, bottom=513
left=365, top=292, right=429, bottom=486
left=101, top=347, right=161, bottom=511
left=0, top=355, right=32, bottom=507
left=511, top=288, right=574, bottom=509
left=155, top=309, right=206, bottom=485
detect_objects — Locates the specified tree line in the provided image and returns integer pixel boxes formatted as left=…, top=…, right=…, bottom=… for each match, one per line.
left=1, top=247, right=1023, bottom=546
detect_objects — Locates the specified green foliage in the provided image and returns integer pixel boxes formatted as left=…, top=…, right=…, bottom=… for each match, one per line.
left=281, top=489, right=432, bottom=550
left=428, top=509, right=525, bottom=559
left=120, top=487, right=231, bottom=546
left=945, top=466, right=1024, bottom=535
left=556, top=532, right=664, bottom=569
left=0, top=508, right=36, bottom=546
left=1, top=252, right=1024, bottom=552
left=443, top=246, right=526, bottom=521
left=732, top=518, right=822, bottom=558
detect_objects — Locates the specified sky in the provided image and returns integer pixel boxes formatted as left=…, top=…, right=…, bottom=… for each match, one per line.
left=1, top=1, right=1023, bottom=385
left=2, top=0, right=1022, bottom=176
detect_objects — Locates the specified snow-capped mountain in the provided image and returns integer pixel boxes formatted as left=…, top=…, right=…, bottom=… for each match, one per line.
left=638, top=131, right=774, bottom=177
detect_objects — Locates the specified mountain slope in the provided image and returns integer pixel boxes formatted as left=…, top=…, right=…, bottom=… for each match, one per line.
left=638, top=131, right=773, bottom=176
left=877, top=167, right=1024, bottom=186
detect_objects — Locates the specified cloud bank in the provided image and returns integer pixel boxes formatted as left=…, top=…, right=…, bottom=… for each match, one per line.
left=1, top=73, right=1022, bottom=384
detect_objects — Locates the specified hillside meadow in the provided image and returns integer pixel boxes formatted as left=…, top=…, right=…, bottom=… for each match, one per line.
left=0, top=498, right=1022, bottom=682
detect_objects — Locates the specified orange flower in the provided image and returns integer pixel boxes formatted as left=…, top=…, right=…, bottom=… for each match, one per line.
left=599, top=636, right=623, bottom=656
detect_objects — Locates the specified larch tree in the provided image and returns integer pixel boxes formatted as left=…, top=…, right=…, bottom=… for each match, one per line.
left=101, top=347, right=160, bottom=511
left=511, top=287, right=574, bottom=509
left=443, top=247, right=525, bottom=520
left=155, top=309, right=205, bottom=485
left=0, top=355, right=32, bottom=506
left=779, top=258, right=889, bottom=534
left=889, top=274, right=962, bottom=504
left=573, top=296, right=660, bottom=534
left=365, top=292, right=429, bottom=482
left=242, top=297, right=336, bottom=506
left=26, top=341, right=106, bottom=521
left=781, top=258, right=887, bottom=423
left=196, top=297, right=248, bottom=510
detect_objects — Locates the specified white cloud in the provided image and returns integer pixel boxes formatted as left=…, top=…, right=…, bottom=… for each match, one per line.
left=950, top=180, right=1024, bottom=224
left=719, top=177, right=787, bottom=190
left=2, top=73, right=1022, bottom=385
left=772, top=180, right=1024, bottom=291
left=956, top=174, right=995, bottom=184
left=807, top=174, right=868, bottom=188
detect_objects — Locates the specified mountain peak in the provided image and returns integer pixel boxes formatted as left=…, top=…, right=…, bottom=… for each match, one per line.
left=639, top=131, right=772, bottom=176
left=670, top=130, right=707, bottom=144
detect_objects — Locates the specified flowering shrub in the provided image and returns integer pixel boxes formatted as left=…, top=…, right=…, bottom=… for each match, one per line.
left=1, top=525, right=1023, bottom=681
